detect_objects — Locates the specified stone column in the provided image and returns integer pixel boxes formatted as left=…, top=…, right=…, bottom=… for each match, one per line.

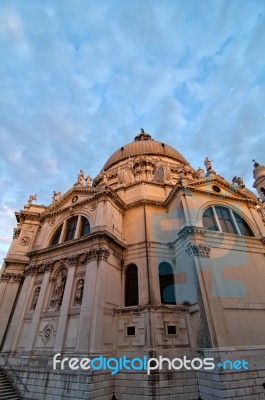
left=53, top=258, right=76, bottom=352
left=89, top=258, right=106, bottom=352
left=75, top=259, right=98, bottom=352
left=0, top=273, right=23, bottom=347
left=25, top=268, right=51, bottom=352
left=74, top=215, right=82, bottom=239
left=3, top=273, right=36, bottom=352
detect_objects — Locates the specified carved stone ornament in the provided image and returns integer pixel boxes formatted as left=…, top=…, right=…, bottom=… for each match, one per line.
left=93, top=169, right=109, bottom=187
left=31, top=286, right=41, bottom=310
left=117, top=158, right=135, bottom=187
left=24, top=247, right=111, bottom=277
left=0, top=272, right=23, bottom=283
left=74, top=279, right=84, bottom=305
left=85, top=175, right=92, bottom=187
left=232, top=176, right=245, bottom=189
left=185, top=242, right=211, bottom=258
left=25, top=261, right=54, bottom=276
left=49, top=268, right=67, bottom=310
left=197, top=167, right=205, bottom=179
left=257, top=203, right=265, bottom=224
left=27, top=194, right=37, bottom=205
left=68, top=254, right=79, bottom=266
left=20, top=236, right=30, bottom=246
left=81, top=246, right=111, bottom=262
left=52, top=191, right=61, bottom=203
left=72, top=195, right=78, bottom=204
left=41, top=324, right=53, bottom=344
left=49, top=218, right=56, bottom=226
left=178, top=226, right=204, bottom=241
left=74, top=170, right=85, bottom=187
left=90, top=202, right=97, bottom=210
left=13, top=228, right=21, bottom=239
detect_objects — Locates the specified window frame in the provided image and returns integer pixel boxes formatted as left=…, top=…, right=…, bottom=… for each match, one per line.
left=125, top=264, right=139, bottom=307
left=158, top=262, right=176, bottom=305
left=49, top=215, right=91, bottom=246
left=203, top=205, right=254, bottom=237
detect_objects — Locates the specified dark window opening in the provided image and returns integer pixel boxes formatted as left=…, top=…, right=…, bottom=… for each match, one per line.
left=51, top=225, right=62, bottom=246
left=127, top=326, right=136, bottom=336
left=203, top=206, right=254, bottom=237
left=125, top=264, right=138, bottom=307
left=80, top=216, right=90, bottom=237
left=167, top=325, right=177, bottom=335
left=215, top=206, right=237, bottom=234
left=159, top=262, right=176, bottom=305
left=212, top=185, right=221, bottom=193
left=65, top=216, right=78, bottom=241
left=234, top=212, right=254, bottom=237
left=203, top=207, right=218, bottom=231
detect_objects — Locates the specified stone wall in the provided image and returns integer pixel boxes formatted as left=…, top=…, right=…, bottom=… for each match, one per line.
left=2, top=349, right=265, bottom=400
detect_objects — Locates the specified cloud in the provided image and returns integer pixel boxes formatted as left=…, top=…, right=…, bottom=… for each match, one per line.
left=0, top=0, right=265, bottom=262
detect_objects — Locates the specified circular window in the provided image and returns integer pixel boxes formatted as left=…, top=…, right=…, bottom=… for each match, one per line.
left=212, top=185, right=221, bottom=193
left=72, top=195, right=78, bottom=203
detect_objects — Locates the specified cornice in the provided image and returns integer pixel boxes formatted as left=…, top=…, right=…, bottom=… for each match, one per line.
left=41, top=186, right=126, bottom=220
left=27, top=229, right=126, bottom=258
left=0, top=272, right=24, bottom=283
left=15, top=211, right=42, bottom=223
left=3, top=259, right=29, bottom=267
left=24, top=245, right=112, bottom=276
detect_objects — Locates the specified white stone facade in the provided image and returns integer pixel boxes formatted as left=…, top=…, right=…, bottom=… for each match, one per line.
left=1, top=132, right=265, bottom=399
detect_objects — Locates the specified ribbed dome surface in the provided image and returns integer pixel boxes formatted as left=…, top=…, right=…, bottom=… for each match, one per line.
left=103, top=133, right=188, bottom=170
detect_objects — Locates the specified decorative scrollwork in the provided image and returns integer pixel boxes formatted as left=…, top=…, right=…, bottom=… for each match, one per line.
left=0, top=272, right=24, bottom=283
left=20, top=236, right=30, bottom=246
left=185, top=242, right=211, bottom=258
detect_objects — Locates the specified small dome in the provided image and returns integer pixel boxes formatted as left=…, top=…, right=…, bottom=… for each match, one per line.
left=253, top=161, right=265, bottom=180
left=103, top=131, right=188, bottom=170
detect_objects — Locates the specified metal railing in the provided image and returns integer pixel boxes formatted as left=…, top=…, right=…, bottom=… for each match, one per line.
left=0, top=352, right=29, bottom=393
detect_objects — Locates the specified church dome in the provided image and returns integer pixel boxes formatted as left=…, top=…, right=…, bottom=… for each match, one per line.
left=103, top=130, right=188, bottom=170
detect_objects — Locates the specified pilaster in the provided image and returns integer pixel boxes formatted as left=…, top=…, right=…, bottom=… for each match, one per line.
left=54, top=259, right=76, bottom=352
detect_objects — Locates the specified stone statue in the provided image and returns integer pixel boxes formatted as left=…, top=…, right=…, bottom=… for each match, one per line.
left=197, top=167, right=204, bottom=179
left=55, top=270, right=67, bottom=300
left=85, top=175, right=92, bottom=187
left=94, top=170, right=108, bottom=186
left=117, top=167, right=123, bottom=185
left=32, top=287, right=40, bottom=310
left=164, top=163, right=172, bottom=183
left=153, top=158, right=165, bottom=183
left=27, top=194, right=37, bottom=205
left=204, top=157, right=213, bottom=172
left=232, top=176, right=245, bottom=189
left=52, top=191, right=61, bottom=202
left=77, top=170, right=85, bottom=186
left=75, top=279, right=84, bottom=305
left=102, top=170, right=108, bottom=184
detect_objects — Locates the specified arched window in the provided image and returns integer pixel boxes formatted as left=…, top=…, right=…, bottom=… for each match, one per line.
left=80, top=216, right=90, bottom=237
left=65, top=216, right=78, bottom=241
left=203, top=206, right=254, bottom=237
left=159, top=262, right=176, bottom=304
left=125, top=264, right=138, bottom=307
left=51, top=225, right=62, bottom=246
left=49, top=215, right=91, bottom=246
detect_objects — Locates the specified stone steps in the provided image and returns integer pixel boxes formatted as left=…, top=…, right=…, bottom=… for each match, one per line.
left=0, top=370, right=20, bottom=400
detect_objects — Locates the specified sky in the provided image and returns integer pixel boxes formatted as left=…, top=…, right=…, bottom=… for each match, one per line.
left=0, top=0, right=265, bottom=263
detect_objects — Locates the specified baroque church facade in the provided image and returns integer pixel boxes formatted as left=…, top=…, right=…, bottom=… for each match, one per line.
left=1, top=131, right=265, bottom=400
